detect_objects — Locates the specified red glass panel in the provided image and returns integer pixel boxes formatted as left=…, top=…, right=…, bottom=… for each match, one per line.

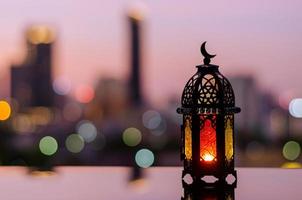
left=200, top=116, right=217, bottom=162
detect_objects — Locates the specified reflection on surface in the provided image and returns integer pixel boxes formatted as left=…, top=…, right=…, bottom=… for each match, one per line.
left=29, top=170, right=56, bottom=177
left=182, top=183, right=235, bottom=200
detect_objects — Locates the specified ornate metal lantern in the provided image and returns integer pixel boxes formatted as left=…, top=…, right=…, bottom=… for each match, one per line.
left=177, top=42, right=240, bottom=186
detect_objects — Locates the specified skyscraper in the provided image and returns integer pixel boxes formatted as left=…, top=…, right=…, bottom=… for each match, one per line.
left=128, top=11, right=143, bottom=106
left=11, top=26, right=55, bottom=109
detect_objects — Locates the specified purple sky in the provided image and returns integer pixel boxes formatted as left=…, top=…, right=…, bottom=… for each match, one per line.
left=0, top=0, right=302, bottom=106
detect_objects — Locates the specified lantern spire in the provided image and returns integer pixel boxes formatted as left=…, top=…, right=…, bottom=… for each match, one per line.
left=200, top=42, right=216, bottom=65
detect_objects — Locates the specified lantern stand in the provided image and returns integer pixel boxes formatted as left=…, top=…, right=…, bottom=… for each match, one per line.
left=181, top=181, right=235, bottom=200
left=177, top=42, right=241, bottom=187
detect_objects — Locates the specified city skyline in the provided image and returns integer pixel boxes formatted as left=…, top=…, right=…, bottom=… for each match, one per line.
left=0, top=0, right=302, bottom=106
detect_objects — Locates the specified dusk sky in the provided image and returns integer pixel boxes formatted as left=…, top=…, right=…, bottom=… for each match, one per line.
left=0, top=0, right=302, bottom=106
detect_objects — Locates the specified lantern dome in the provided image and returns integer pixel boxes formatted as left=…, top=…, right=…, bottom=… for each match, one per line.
left=181, top=65, right=235, bottom=109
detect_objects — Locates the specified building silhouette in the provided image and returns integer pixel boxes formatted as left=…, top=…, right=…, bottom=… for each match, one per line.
left=11, top=26, right=55, bottom=109
left=230, top=75, right=282, bottom=141
left=128, top=13, right=143, bottom=106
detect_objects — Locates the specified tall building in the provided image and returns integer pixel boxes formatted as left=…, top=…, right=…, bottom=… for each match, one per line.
left=128, top=11, right=143, bottom=106
left=11, top=26, right=55, bottom=109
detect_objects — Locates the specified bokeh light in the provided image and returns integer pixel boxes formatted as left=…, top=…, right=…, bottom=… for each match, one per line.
left=281, top=162, right=302, bottom=169
left=135, top=148, right=154, bottom=168
left=289, top=98, right=302, bottom=118
left=53, top=76, right=71, bottom=95
left=30, top=107, right=53, bottom=126
left=76, top=120, right=98, bottom=143
left=65, top=134, right=85, bottom=153
left=142, top=110, right=162, bottom=130
left=75, top=85, right=95, bottom=104
left=150, top=117, right=167, bottom=136
left=39, top=136, right=58, bottom=156
left=122, top=127, right=142, bottom=147
left=282, top=141, right=301, bottom=161
left=0, top=100, right=11, bottom=121
left=12, top=114, right=35, bottom=133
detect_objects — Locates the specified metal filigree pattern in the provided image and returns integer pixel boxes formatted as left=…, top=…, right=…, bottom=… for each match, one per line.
left=221, top=76, right=235, bottom=106
left=197, top=74, right=219, bottom=105
left=181, top=68, right=235, bottom=109
left=181, top=73, right=199, bottom=106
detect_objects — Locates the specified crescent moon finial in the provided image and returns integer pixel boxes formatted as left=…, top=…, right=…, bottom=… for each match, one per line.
left=200, top=41, right=216, bottom=65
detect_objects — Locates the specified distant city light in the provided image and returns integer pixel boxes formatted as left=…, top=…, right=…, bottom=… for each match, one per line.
left=76, top=120, right=97, bottom=143
left=0, top=100, right=11, bottom=121
left=142, top=110, right=162, bottom=130
left=63, top=102, right=82, bottom=122
left=53, top=77, right=71, bottom=95
left=30, top=107, right=53, bottom=126
left=39, top=136, right=58, bottom=156
left=135, top=148, right=154, bottom=168
left=65, top=134, right=85, bottom=153
left=122, top=127, right=142, bottom=147
left=289, top=98, right=302, bottom=118
left=282, top=141, right=301, bottom=161
left=75, top=85, right=95, bottom=104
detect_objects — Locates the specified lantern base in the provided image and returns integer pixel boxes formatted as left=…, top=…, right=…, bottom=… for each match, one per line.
left=182, top=180, right=235, bottom=200
left=182, top=169, right=237, bottom=188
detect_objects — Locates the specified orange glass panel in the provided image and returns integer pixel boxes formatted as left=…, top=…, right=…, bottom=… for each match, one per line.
left=200, top=117, right=216, bottom=162
left=225, top=118, right=233, bottom=162
left=184, top=117, right=192, bottom=160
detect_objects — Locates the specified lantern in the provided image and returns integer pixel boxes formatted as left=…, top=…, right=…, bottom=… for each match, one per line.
left=177, top=42, right=240, bottom=186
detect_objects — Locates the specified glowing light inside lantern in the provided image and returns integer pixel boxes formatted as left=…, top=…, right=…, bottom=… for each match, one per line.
left=203, top=154, right=215, bottom=161
left=200, top=117, right=216, bottom=162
